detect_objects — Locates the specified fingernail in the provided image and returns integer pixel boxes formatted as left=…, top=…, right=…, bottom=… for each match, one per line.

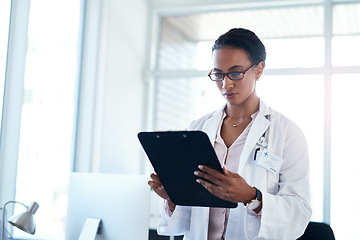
left=196, top=179, right=201, bottom=183
left=194, top=171, right=199, bottom=175
left=198, top=165, right=203, bottom=169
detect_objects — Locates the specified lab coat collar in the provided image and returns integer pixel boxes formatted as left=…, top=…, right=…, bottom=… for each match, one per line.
left=201, top=106, right=226, bottom=145
left=201, top=98, right=271, bottom=147
left=238, top=99, right=271, bottom=175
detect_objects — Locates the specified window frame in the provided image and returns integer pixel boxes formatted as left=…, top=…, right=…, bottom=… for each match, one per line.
left=0, top=0, right=31, bottom=207
left=0, top=0, right=101, bottom=238
left=145, top=0, right=360, bottom=226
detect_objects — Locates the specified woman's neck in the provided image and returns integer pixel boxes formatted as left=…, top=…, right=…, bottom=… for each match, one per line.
left=225, top=96, right=260, bottom=120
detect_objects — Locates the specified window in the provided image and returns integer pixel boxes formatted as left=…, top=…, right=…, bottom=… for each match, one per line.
left=330, top=3, right=360, bottom=239
left=331, top=74, right=360, bottom=239
left=148, top=1, right=360, bottom=238
left=0, top=0, right=11, bottom=130
left=332, top=3, right=360, bottom=66
left=155, top=77, right=225, bottom=131
left=153, top=3, right=325, bottom=223
left=257, top=74, right=325, bottom=222
left=12, top=0, right=82, bottom=238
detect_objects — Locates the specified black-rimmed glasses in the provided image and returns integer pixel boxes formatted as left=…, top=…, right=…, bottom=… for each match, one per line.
left=208, top=64, right=256, bottom=81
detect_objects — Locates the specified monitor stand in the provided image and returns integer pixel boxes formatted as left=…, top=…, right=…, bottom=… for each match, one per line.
left=78, top=218, right=102, bottom=240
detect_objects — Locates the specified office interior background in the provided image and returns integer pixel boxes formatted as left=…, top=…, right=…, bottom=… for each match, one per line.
left=0, top=0, right=359, bottom=239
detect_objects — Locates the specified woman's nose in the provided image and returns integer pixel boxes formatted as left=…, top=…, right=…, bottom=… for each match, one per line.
left=222, top=75, right=234, bottom=89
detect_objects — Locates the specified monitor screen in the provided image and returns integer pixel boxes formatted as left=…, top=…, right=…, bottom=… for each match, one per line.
left=65, top=173, right=151, bottom=240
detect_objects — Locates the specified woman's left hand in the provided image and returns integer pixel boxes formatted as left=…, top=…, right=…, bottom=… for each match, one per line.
left=194, top=165, right=256, bottom=204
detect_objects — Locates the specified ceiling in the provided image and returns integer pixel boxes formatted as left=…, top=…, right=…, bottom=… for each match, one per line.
left=162, top=3, right=360, bottom=42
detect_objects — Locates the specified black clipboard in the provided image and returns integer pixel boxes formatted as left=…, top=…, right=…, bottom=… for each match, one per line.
left=138, top=130, right=238, bottom=208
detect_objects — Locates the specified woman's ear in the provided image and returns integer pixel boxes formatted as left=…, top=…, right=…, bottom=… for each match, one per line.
left=254, top=61, right=265, bottom=80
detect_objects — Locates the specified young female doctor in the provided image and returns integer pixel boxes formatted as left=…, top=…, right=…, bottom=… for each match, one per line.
left=148, top=28, right=312, bottom=240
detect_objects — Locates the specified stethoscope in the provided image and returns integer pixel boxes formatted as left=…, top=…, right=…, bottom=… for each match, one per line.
left=254, top=134, right=268, bottom=161
left=254, top=115, right=270, bottom=161
left=257, top=136, right=268, bottom=147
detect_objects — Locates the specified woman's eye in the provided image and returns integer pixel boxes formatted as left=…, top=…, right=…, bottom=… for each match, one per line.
left=229, top=72, right=242, bottom=77
left=213, top=73, right=223, bottom=78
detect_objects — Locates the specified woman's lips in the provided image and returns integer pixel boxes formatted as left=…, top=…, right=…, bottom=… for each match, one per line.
left=223, top=92, right=237, bottom=99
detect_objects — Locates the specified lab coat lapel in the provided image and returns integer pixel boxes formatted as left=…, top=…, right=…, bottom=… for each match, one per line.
left=238, top=100, right=271, bottom=175
left=188, top=106, right=224, bottom=239
left=201, top=106, right=225, bottom=145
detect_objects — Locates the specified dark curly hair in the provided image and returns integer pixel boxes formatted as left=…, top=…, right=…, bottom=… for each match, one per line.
left=212, top=28, right=266, bottom=65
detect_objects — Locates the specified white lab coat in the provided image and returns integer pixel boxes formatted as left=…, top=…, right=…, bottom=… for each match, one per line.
left=157, top=99, right=312, bottom=240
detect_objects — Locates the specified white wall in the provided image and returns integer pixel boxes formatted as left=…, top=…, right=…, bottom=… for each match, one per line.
left=91, top=0, right=149, bottom=174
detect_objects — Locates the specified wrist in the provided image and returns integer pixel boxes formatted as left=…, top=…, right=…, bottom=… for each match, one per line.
left=243, top=187, right=262, bottom=212
left=167, top=199, right=176, bottom=212
left=243, top=186, right=257, bottom=205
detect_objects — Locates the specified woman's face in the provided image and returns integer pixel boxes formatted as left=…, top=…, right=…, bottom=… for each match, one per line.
left=212, top=47, right=263, bottom=106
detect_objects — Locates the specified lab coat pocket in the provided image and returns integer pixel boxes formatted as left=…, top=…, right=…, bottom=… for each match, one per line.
left=266, top=171, right=280, bottom=194
left=251, top=162, right=279, bottom=195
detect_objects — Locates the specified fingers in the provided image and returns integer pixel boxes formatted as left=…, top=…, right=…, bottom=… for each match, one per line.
left=148, top=173, right=170, bottom=201
left=148, top=180, right=162, bottom=190
left=194, top=169, right=223, bottom=186
left=196, top=178, right=233, bottom=202
left=149, top=173, right=162, bottom=189
left=194, top=165, right=247, bottom=203
left=150, top=173, right=161, bottom=183
left=198, top=165, right=237, bottom=177
left=223, top=165, right=229, bottom=175
left=196, top=165, right=225, bottom=184
left=194, top=165, right=237, bottom=186
left=198, top=165, right=225, bottom=177
left=222, top=165, right=238, bottom=176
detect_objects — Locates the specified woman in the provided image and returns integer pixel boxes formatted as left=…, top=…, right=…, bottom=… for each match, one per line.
left=148, top=28, right=312, bottom=240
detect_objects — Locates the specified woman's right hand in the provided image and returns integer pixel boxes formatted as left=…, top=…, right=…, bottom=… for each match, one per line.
left=148, top=173, right=176, bottom=211
left=148, top=173, right=170, bottom=200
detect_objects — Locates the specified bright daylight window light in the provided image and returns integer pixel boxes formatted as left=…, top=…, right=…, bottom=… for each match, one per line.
left=331, top=75, right=360, bottom=239
left=12, top=0, right=81, bottom=239
left=155, top=2, right=360, bottom=239
left=0, top=0, right=11, bottom=130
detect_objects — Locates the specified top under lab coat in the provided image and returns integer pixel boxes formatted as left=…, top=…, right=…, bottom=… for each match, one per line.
left=157, top=99, right=312, bottom=240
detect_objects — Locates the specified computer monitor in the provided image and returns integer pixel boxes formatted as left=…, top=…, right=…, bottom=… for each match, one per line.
left=65, top=173, right=151, bottom=240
